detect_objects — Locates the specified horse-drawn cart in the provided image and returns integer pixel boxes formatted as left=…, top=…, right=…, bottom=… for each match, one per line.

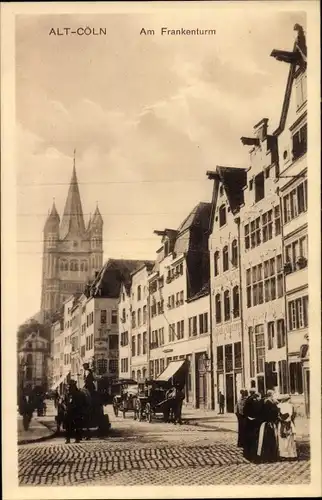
left=136, top=359, right=188, bottom=423
left=112, top=379, right=139, bottom=418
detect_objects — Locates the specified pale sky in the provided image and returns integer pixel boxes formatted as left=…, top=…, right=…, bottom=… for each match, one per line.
left=16, top=10, right=306, bottom=325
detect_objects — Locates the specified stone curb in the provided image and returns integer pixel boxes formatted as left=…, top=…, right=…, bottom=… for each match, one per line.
left=183, top=419, right=310, bottom=440
left=183, top=420, right=237, bottom=433
left=18, top=420, right=57, bottom=446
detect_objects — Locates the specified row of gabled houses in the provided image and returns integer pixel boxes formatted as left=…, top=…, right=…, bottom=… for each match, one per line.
left=27, top=24, right=308, bottom=417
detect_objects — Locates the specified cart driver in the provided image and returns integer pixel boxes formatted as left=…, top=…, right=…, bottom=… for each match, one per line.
left=83, top=363, right=96, bottom=395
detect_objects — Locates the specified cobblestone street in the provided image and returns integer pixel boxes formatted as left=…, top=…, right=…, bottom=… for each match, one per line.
left=18, top=407, right=310, bottom=486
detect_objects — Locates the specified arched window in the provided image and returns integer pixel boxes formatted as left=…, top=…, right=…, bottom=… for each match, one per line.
left=60, top=260, right=67, bottom=272
left=70, top=261, right=74, bottom=271
left=231, top=239, right=238, bottom=267
left=214, top=251, right=220, bottom=276
left=74, top=261, right=79, bottom=272
left=137, top=309, right=141, bottom=327
left=233, top=286, right=240, bottom=318
left=80, top=261, right=85, bottom=272
left=131, top=311, right=136, bottom=328
left=143, top=305, right=147, bottom=324
left=142, top=368, right=147, bottom=380
left=137, top=286, right=141, bottom=301
left=64, top=261, right=68, bottom=271
left=219, top=204, right=226, bottom=227
left=224, top=290, right=230, bottom=321
left=137, top=370, right=141, bottom=381
left=215, top=294, right=222, bottom=324
left=131, top=370, right=136, bottom=381
left=223, top=246, right=229, bottom=271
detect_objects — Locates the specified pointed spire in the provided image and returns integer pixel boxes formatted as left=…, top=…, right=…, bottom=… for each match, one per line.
left=50, top=198, right=59, bottom=217
left=92, top=202, right=103, bottom=226
left=44, top=198, right=60, bottom=232
left=59, top=151, right=86, bottom=239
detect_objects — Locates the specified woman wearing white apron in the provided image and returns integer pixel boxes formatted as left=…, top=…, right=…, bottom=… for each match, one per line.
left=277, top=394, right=297, bottom=460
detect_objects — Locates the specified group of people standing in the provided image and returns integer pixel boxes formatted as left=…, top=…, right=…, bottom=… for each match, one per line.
left=55, top=363, right=100, bottom=443
left=235, top=388, right=297, bottom=463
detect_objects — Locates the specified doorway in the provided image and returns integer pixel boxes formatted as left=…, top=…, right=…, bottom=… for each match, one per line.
left=225, top=374, right=234, bottom=413
left=196, top=353, right=208, bottom=408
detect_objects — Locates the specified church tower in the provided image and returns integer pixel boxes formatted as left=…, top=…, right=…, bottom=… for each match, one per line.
left=40, top=153, right=104, bottom=321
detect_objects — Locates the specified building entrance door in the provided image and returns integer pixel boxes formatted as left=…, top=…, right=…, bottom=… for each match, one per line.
left=225, top=374, right=234, bottom=413
left=196, top=353, right=208, bottom=408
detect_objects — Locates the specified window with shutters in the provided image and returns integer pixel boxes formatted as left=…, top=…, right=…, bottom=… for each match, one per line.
left=267, top=321, right=275, bottom=350
left=231, top=239, right=238, bottom=267
left=214, top=251, right=220, bottom=276
left=224, top=290, right=230, bottom=321
left=223, top=246, right=229, bottom=272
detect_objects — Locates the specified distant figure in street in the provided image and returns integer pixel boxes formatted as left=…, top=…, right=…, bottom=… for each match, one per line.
left=235, top=389, right=248, bottom=448
left=19, top=386, right=35, bottom=431
left=218, top=392, right=225, bottom=414
left=54, top=390, right=60, bottom=409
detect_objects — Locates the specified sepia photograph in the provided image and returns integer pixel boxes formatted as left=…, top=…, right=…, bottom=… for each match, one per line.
left=1, top=1, right=321, bottom=498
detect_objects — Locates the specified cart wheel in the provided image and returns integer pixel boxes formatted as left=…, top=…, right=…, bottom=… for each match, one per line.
left=146, top=403, right=152, bottom=423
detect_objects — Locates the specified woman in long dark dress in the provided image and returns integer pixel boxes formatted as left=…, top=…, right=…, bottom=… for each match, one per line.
left=256, top=390, right=279, bottom=463
left=243, top=390, right=263, bottom=461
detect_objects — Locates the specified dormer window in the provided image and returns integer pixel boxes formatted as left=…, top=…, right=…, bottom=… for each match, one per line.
left=219, top=204, right=226, bottom=227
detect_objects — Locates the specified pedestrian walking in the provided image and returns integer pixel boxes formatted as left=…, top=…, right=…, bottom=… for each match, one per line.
left=235, top=389, right=248, bottom=448
left=65, top=380, right=85, bottom=444
left=277, top=394, right=297, bottom=460
left=54, top=389, right=60, bottom=409
left=243, top=389, right=262, bottom=461
left=218, top=391, right=225, bottom=414
left=256, top=389, right=279, bottom=463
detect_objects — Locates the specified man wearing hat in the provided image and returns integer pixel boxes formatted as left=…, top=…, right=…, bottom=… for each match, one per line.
left=243, top=388, right=262, bottom=461
left=65, top=380, right=84, bottom=444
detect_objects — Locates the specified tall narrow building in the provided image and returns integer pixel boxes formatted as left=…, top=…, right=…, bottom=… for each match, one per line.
left=40, top=157, right=103, bottom=321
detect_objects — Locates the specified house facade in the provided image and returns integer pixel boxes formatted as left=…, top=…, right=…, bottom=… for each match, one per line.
left=207, top=166, right=247, bottom=413
left=271, top=25, right=309, bottom=416
left=18, top=332, right=50, bottom=391
left=240, top=118, right=285, bottom=396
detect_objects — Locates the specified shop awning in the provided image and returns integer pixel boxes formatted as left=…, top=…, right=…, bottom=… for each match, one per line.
left=51, top=373, right=69, bottom=391
left=157, top=359, right=186, bottom=382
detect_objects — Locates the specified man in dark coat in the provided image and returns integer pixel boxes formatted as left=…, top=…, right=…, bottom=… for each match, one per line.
left=235, top=389, right=248, bottom=448
left=243, top=389, right=263, bottom=461
left=64, top=380, right=85, bottom=444
left=218, top=392, right=225, bottom=414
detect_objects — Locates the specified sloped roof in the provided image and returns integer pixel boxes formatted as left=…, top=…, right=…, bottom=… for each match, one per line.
left=177, top=202, right=212, bottom=234
left=272, top=25, right=307, bottom=136
left=216, top=166, right=247, bottom=213
left=60, top=164, right=86, bottom=239
left=90, top=259, right=155, bottom=298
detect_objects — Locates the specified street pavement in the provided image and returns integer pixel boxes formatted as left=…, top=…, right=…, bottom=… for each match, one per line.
left=18, top=404, right=311, bottom=486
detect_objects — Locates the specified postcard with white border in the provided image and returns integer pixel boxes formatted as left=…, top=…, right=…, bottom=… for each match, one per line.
left=1, top=1, right=321, bottom=499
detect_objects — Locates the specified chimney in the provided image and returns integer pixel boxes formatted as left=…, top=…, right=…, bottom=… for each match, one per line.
left=254, top=118, right=269, bottom=142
